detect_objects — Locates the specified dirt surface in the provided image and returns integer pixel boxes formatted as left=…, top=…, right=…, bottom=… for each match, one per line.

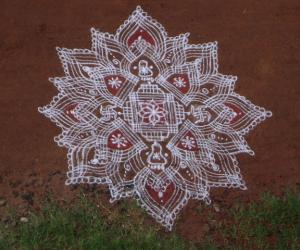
left=1, top=0, right=299, bottom=243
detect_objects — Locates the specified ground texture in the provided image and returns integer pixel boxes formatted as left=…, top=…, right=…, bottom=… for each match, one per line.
left=0, top=0, right=299, bottom=244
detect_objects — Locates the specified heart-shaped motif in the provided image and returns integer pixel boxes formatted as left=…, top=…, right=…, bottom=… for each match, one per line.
left=145, top=181, right=175, bottom=205
left=64, top=103, right=79, bottom=122
left=225, top=102, right=245, bottom=124
left=127, top=27, right=156, bottom=47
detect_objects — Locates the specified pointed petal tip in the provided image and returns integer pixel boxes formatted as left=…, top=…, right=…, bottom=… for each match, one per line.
left=136, top=5, right=143, bottom=11
left=266, top=110, right=273, bottom=117
left=232, top=75, right=238, bottom=81
left=166, top=224, right=173, bottom=231
left=38, top=105, right=50, bottom=114
left=90, top=27, right=96, bottom=34
left=65, top=179, right=72, bottom=185
left=249, top=150, right=255, bottom=156
left=109, top=197, right=117, bottom=203
left=37, top=106, right=44, bottom=113
left=204, top=197, right=211, bottom=205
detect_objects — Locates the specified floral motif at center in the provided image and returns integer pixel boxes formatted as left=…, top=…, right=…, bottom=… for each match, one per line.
left=138, top=100, right=168, bottom=126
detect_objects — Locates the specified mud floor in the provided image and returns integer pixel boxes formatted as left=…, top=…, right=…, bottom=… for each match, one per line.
left=0, top=0, right=299, bottom=242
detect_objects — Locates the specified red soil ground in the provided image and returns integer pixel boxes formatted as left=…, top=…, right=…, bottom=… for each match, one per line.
left=0, top=0, right=299, bottom=243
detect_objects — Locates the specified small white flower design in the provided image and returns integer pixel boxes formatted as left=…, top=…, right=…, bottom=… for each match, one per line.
left=153, top=152, right=161, bottom=160
left=108, top=77, right=122, bottom=89
left=138, top=100, right=168, bottom=126
left=181, top=136, right=196, bottom=150
left=110, top=133, right=128, bottom=148
left=173, top=76, right=186, bottom=88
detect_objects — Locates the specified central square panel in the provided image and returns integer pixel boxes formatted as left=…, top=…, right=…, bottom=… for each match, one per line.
left=123, top=83, right=185, bottom=142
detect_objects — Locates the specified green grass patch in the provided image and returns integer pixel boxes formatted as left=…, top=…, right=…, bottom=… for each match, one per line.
left=222, top=191, right=300, bottom=249
left=0, top=191, right=299, bottom=249
left=0, top=194, right=194, bottom=250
